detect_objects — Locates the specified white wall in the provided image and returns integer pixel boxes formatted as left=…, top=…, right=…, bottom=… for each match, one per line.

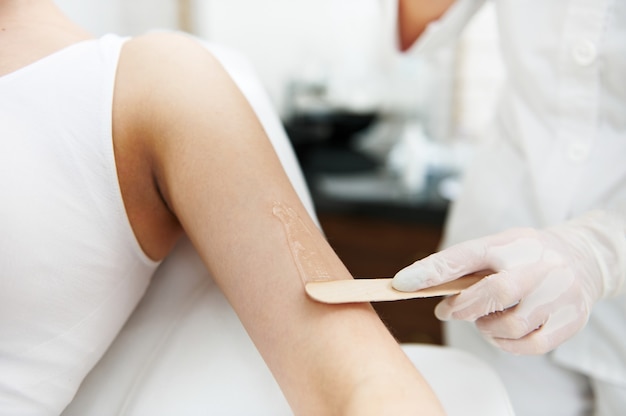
left=192, top=0, right=388, bottom=115
left=54, top=0, right=179, bottom=36
left=191, top=0, right=465, bottom=140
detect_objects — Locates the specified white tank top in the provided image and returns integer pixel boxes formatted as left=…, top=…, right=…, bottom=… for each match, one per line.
left=0, top=35, right=160, bottom=415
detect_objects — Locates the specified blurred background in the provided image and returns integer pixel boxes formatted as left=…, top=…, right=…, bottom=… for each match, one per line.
left=55, top=0, right=504, bottom=344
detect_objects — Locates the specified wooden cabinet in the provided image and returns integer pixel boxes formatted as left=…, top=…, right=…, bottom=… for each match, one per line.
left=287, top=117, right=450, bottom=344
left=317, top=211, right=445, bottom=344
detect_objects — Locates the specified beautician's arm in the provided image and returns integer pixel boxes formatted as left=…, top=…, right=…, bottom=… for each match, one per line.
left=116, top=33, right=444, bottom=415
left=397, top=0, right=456, bottom=50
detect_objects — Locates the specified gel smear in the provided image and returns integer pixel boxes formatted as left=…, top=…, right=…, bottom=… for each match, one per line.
left=272, top=202, right=335, bottom=284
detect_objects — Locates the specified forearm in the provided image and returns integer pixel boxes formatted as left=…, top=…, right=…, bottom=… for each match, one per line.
left=397, top=0, right=456, bottom=50
left=172, top=154, right=443, bottom=414
left=294, top=307, right=443, bottom=415
left=202, top=199, right=442, bottom=414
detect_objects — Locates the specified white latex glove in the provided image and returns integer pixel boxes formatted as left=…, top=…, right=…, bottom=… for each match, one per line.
left=393, top=210, right=626, bottom=355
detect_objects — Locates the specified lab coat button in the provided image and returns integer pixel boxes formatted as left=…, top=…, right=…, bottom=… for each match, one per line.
left=572, top=40, right=597, bottom=66
left=568, top=142, right=589, bottom=162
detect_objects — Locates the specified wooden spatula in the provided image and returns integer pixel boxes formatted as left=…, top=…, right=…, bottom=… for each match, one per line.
left=305, top=272, right=488, bottom=304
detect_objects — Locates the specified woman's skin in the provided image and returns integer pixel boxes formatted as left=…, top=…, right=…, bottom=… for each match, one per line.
left=1, top=1, right=445, bottom=414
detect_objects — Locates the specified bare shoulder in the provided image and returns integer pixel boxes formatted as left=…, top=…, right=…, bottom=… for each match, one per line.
left=118, top=31, right=224, bottom=95
left=115, top=31, right=241, bottom=140
left=122, top=31, right=218, bottom=68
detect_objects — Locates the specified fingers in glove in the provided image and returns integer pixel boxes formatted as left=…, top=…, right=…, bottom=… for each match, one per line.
left=475, top=305, right=547, bottom=341
left=474, top=267, right=580, bottom=339
left=435, top=270, right=523, bottom=321
left=488, top=308, right=589, bottom=355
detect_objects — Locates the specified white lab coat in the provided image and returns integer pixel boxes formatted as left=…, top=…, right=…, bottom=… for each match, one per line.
left=385, top=0, right=626, bottom=414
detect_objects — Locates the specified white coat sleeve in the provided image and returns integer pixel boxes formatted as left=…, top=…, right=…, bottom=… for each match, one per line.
left=380, top=0, right=488, bottom=57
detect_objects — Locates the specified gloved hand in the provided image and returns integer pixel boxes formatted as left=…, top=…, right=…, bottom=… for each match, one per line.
left=393, top=210, right=626, bottom=355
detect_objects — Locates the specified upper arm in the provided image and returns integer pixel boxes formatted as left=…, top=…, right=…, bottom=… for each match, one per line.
left=123, top=32, right=316, bottom=271
left=398, top=0, right=457, bottom=50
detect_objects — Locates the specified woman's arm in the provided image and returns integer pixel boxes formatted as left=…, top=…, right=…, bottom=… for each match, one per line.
left=114, top=32, right=444, bottom=415
left=397, top=0, right=456, bottom=50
